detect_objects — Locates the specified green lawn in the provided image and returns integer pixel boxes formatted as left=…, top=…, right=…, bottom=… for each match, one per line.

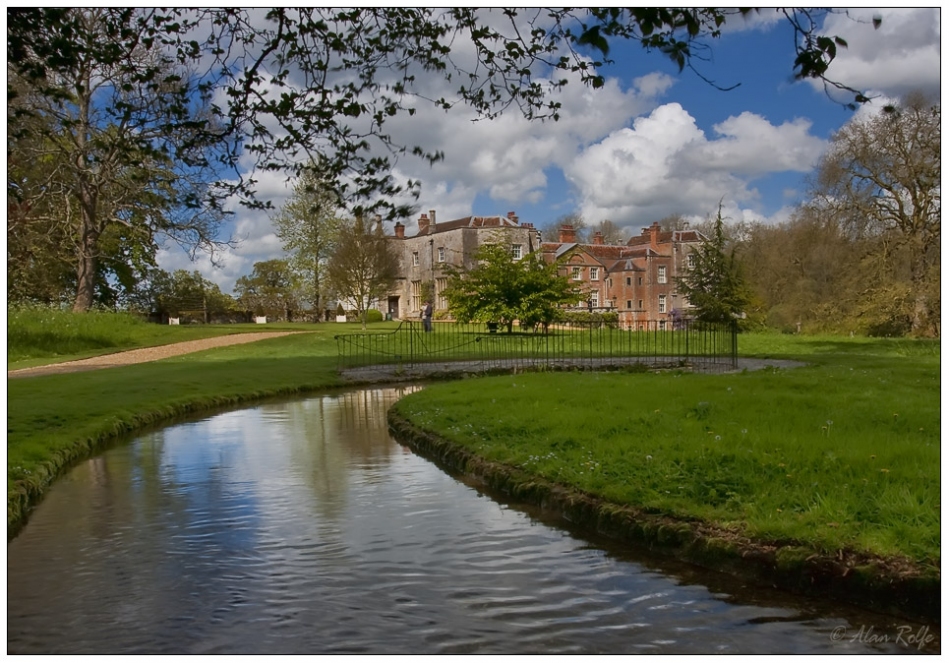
left=391, top=337, right=940, bottom=567
left=7, top=316, right=941, bottom=576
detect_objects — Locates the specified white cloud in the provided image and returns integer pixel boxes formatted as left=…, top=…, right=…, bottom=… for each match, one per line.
left=565, top=103, right=827, bottom=227
left=690, top=113, right=825, bottom=174
left=815, top=8, right=940, bottom=100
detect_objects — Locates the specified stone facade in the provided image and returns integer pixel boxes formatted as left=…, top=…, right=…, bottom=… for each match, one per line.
left=386, top=210, right=542, bottom=320
left=541, top=222, right=707, bottom=329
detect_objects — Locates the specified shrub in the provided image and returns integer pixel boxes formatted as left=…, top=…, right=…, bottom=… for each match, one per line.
left=365, top=309, right=383, bottom=323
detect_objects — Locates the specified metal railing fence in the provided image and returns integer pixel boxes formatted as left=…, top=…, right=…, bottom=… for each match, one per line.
left=335, top=318, right=738, bottom=374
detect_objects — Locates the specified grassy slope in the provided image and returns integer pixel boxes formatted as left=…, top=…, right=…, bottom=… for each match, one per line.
left=391, top=336, right=940, bottom=567
left=7, top=306, right=358, bottom=368
left=7, top=329, right=349, bottom=529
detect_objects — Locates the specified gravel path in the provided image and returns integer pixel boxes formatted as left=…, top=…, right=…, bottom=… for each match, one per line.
left=8, top=332, right=305, bottom=379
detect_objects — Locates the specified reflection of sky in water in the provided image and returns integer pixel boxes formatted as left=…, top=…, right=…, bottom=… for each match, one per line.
left=7, top=386, right=938, bottom=655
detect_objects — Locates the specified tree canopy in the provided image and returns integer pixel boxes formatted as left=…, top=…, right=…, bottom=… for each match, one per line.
left=271, top=168, right=343, bottom=316
left=8, top=7, right=874, bottom=223
left=7, top=8, right=232, bottom=311
left=234, top=259, right=299, bottom=321
left=326, top=217, right=400, bottom=329
left=442, top=242, right=579, bottom=332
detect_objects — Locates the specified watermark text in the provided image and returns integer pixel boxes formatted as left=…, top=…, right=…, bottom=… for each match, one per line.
left=830, top=624, right=935, bottom=651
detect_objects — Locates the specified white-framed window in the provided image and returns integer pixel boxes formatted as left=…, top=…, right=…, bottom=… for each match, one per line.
left=411, top=280, right=422, bottom=311
left=436, top=277, right=448, bottom=310
left=437, top=247, right=446, bottom=262
left=658, top=294, right=667, bottom=314
left=659, top=320, right=666, bottom=330
left=412, top=251, right=419, bottom=266
left=572, top=266, right=582, bottom=280
left=590, top=291, right=599, bottom=308
left=687, top=253, right=696, bottom=269
left=657, top=265, right=667, bottom=284
left=511, top=244, right=523, bottom=260
left=590, top=267, right=599, bottom=281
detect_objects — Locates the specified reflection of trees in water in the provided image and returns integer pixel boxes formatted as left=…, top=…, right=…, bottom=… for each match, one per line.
left=279, top=387, right=421, bottom=520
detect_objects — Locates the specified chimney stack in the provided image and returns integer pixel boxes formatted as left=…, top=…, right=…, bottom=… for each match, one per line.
left=592, top=231, right=604, bottom=245
left=418, top=213, right=429, bottom=236
left=643, top=222, right=660, bottom=250
left=428, top=209, right=436, bottom=233
left=558, top=224, right=577, bottom=244
left=394, top=222, right=405, bottom=238
left=507, top=211, right=519, bottom=224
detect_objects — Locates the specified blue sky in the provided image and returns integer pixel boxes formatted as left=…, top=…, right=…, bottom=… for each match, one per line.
left=156, top=8, right=942, bottom=293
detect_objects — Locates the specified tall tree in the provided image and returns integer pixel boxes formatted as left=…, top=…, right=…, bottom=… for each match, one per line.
left=811, top=93, right=940, bottom=333
left=677, top=203, right=751, bottom=325
left=271, top=168, right=343, bottom=317
left=7, top=8, right=233, bottom=311
left=443, top=242, right=580, bottom=332
left=326, top=217, right=400, bottom=329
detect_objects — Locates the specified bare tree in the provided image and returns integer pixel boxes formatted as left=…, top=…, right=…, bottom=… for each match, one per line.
left=591, top=219, right=627, bottom=244
left=812, top=93, right=940, bottom=332
left=656, top=214, right=692, bottom=232
left=541, top=212, right=588, bottom=243
left=326, top=217, right=400, bottom=328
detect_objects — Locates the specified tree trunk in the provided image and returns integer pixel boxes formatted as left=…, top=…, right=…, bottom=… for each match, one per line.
left=72, top=212, right=99, bottom=312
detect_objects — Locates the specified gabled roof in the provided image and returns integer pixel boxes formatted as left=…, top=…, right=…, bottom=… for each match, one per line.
left=606, top=258, right=646, bottom=272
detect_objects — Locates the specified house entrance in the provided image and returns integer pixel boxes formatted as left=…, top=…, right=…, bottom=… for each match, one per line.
left=387, top=296, right=401, bottom=320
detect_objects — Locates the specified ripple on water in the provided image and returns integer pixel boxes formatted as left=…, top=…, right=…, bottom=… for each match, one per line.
left=7, top=389, right=939, bottom=655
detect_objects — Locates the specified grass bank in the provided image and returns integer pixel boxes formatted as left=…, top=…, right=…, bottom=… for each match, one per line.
left=388, top=337, right=939, bottom=616
left=6, top=323, right=369, bottom=532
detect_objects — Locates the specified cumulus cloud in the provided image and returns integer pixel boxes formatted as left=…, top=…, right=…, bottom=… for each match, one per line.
left=565, top=103, right=827, bottom=228
left=815, top=8, right=940, bottom=101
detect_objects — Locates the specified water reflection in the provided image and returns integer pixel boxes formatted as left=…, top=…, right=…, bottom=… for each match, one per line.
left=7, top=387, right=938, bottom=655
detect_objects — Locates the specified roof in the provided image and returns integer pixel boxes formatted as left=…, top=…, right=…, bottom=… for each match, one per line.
left=626, top=228, right=706, bottom=247
left=418, top=215, right=522, bottom=236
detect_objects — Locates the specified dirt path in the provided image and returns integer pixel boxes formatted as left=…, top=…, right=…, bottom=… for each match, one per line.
left=8, top=332, right=306, bottom=379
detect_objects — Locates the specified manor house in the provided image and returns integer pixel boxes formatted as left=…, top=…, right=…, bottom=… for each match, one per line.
left=385, top=210, right=541, bottom=320
left=386, top=210, right=706, bottom=328
left=541, top=222, right=707, bottom=330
